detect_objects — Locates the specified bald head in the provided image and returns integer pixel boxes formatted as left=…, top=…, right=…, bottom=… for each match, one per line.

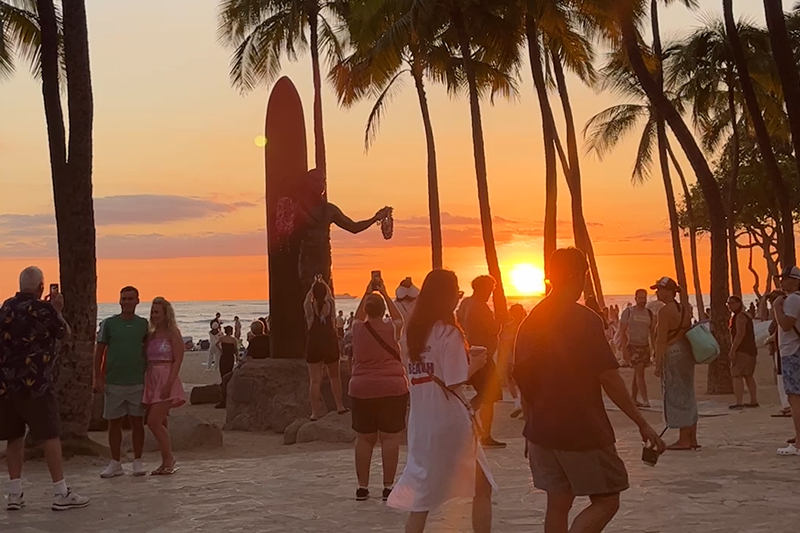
left=19, top=266, right=44, bottom=296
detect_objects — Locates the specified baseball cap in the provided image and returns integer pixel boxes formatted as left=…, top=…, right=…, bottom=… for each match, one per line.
left=650, top=277, right=681, bottom=292
left=780, top=266, right=800, bottom=280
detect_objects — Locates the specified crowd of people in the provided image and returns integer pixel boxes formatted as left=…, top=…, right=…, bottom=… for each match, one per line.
left=1, top=255, right=799, bottom=532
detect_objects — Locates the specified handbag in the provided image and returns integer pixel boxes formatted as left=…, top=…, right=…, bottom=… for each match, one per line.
left=364, top=321, right=483, bottom=439
left=686, top=321, right=720, bottom=365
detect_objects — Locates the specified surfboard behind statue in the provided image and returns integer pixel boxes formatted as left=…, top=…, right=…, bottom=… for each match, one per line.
left=265, top=77, right=307, bottom=360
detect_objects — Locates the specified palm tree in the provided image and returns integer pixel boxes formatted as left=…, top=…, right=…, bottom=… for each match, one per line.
left=218, top=0, right=347, bottom=175
left=520, top=0, right=605, bottom=304
left=667, top=18, right=771, bottom=298
left=24, top=0, right=98, bottom=444
left=330, top=0, right=447, bottom=268
left=583, top=54, right=703, bottom=317
left=723, top=0, right=796, bottom=267
left=447, top=0, right=520, bottom=321
left=601, top=0, right=731, bottom=392
left=763, top=0, right=800, bottom=193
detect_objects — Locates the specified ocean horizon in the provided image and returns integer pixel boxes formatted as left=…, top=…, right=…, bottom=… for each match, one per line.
left=98, top=292, right=759, bottom=344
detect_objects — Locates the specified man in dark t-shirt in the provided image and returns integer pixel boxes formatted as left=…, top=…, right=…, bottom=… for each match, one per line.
left=513, top=248, right=664, bottom=533
left=458, top=275, right=505, bottom=449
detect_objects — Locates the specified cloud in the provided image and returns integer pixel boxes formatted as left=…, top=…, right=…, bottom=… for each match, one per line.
left=94, top=195, right=253, bottom=225
left=0, top=214, right=56, bottom=237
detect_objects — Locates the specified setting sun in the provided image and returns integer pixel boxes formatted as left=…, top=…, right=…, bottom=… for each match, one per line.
left=509, top=264, right=546, bottom=296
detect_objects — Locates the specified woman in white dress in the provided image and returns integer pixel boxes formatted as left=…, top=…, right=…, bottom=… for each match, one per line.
left=387, top=270, right=496, bottom=533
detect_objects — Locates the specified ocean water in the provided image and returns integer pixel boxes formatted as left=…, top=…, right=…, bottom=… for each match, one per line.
left=99, top=293, right=755, bottom=343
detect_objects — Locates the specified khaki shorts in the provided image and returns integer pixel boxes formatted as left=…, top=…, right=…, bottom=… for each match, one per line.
left=730, top=352, right=757, bottom=378
left=528, top=442, right=629, bottom=496
left=104, top=384, right=145, bottom=420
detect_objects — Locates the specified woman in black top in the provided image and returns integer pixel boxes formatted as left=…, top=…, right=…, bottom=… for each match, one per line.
left=217, top=326, right=238, bottom=380
left=304, top=276, right=347, bottom=420
left=727, top=295, right=759, bottom=409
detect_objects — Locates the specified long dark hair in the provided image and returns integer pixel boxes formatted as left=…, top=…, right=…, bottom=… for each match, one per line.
left=407, top=270, right=464, bottom=363
left=312, top=282, right=327, bottom=315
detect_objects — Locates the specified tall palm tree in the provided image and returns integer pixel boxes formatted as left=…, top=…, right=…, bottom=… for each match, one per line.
left=723, top=0, right=796, bottom=267
left=600, top=0, right=731, bottom=392
left=330, top=0, right=448, bottom=269
left=30, top=0, right=98, bottom=443
left=763, top=0, right=800, bottom=193
left=583, top=54, right=704, bottom=316
left=218, top=0, right=347, bottom=175
left=447, top=0, right=519, bottom=321
left=519, top=0, right=605, bottom=304
left=667, top=18, right=771, bottom=298
left=649, top=0, right=697, bottom=307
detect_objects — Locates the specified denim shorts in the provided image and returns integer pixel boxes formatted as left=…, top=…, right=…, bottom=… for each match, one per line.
left=782, top=353, right=800, bottom=396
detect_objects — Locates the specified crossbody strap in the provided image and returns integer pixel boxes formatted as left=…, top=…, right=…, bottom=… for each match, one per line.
left=363, top=321, right=401, bottom=362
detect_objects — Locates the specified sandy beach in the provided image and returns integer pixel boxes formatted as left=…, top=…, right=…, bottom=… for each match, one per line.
left=2, top=343, right=799, bottom=532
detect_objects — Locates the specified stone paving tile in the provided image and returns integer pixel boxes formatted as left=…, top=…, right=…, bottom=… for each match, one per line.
left=1, top=407, right=798, bottom=532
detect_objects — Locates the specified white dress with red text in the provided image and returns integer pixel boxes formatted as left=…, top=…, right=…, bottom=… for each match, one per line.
left=387, top=322, right=497, bottom=513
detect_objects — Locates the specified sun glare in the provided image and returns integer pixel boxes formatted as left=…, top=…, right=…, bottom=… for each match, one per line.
left=509, top=264, right=546, bottom=296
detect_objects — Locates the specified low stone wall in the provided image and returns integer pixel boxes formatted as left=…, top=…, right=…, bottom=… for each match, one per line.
left=224, top=358, right=351, bottom=433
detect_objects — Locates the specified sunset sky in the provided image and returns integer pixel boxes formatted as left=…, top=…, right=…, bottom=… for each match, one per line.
left=0, top=0, right=790, bottom=302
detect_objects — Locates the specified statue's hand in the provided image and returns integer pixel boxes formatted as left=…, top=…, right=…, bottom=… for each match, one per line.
left=375, top=206, right=391, bottom=221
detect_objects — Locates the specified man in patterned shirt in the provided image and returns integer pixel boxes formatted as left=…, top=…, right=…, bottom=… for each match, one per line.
left=0, top=266, right=89, bottom=511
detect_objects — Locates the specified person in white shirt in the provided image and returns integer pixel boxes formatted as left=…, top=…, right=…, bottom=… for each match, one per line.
left=775, top=266, right=800, bottom=456
left=387, top=270, right=496, bottom=532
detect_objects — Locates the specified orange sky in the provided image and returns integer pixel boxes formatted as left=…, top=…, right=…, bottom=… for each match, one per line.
left=0, top=0, right=792, bottom=302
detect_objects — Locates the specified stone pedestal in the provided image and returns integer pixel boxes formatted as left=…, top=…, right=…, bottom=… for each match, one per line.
left=224, top=358, right=351, bottom=433
left=122, top=413, right=222, bottom=452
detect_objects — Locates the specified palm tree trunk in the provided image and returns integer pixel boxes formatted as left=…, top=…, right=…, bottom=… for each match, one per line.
left=724, top=0, right=796, bottom=267
left=58, top=0, right=97, bottom=443
left=410, top=54, right=443, bottom=270
left=764, top=0, right=800, bottom=193
left=452, top=8, right=507, bottom=321
left=307, top=9, right=332, bottom=289
left=619, top=11, right=731, bottom=394
left=651, top=1, right=688, bottom=305
left=308, top=10, right=326, bottom=175
left=551, top=54, right=604, bottom=306
left=667, top=143, right=706, bottom=321
left=36, top=0, right=98, bottom=443
left=726, top=76, right=742, bottom=297
left=525, top=17, right=557, bottom=277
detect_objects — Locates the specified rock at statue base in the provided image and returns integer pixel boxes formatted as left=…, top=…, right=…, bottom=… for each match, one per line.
left=225, top=359, right=310, bottom=432
left=283, top=418, right=311, bottom=445
left=123, top=413, right=222, bottom=452
left=296, top=411, right=355, bottom=444
left=89, top=392, right=107, bottom=432
left=190, top=383, right=222, bottom=405
left=225, top=358, right=351, bottom=433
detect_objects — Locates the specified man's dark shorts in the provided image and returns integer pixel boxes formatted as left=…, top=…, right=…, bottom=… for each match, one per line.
left=528, top=442, right=629, bottom=496
left=468, top=357, right=503, bottom=408
left=730, top=351, right=757, bottom=378
left=0, top=392, right=61, bottom=441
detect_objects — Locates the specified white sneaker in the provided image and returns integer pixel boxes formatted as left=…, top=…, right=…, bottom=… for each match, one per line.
left=100, top=461, right=124, bottom=479
left=6, top=493, right=24, bottom=511
left=132, top=459, right=147, bottom=477
left=777, top=443, right=800, bottom=456
left=52, top=489, right=89, bottom=511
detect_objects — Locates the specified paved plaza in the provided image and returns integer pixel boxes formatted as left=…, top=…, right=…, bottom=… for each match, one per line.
left=1, top=396, right=797, bottom=533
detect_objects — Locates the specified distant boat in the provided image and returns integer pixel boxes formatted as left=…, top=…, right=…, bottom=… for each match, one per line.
left=335, top=293, right=355, bottom=299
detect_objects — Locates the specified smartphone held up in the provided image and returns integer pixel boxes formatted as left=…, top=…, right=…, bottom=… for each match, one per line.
left=371, top=271, right=382, bottom=292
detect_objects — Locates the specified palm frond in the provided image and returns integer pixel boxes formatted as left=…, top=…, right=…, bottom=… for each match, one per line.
left=583, top=103, right=648, bottom=159
left=632, top=116, right=656, bottom=185
left=364, top=68, right=408, bottom=151
left=0, top=0, right=41, bottom=80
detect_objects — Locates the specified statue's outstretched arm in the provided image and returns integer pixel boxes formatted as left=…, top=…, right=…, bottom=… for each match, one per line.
left=330, top=203, right=386, bottom=234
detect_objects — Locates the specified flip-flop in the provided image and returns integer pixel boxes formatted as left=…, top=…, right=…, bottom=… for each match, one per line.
left=772, top=412, right=792, bottom=418
left=691, top=445, right=702, bottom=450
left=151, top=464, right=178, bottom=476
left=744, top=403, right=760, bottom=408
left=338, top=409, right=350, bottom=415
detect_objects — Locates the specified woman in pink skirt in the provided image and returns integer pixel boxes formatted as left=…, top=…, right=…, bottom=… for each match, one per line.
left=143, top=297, right=186, bottom=475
